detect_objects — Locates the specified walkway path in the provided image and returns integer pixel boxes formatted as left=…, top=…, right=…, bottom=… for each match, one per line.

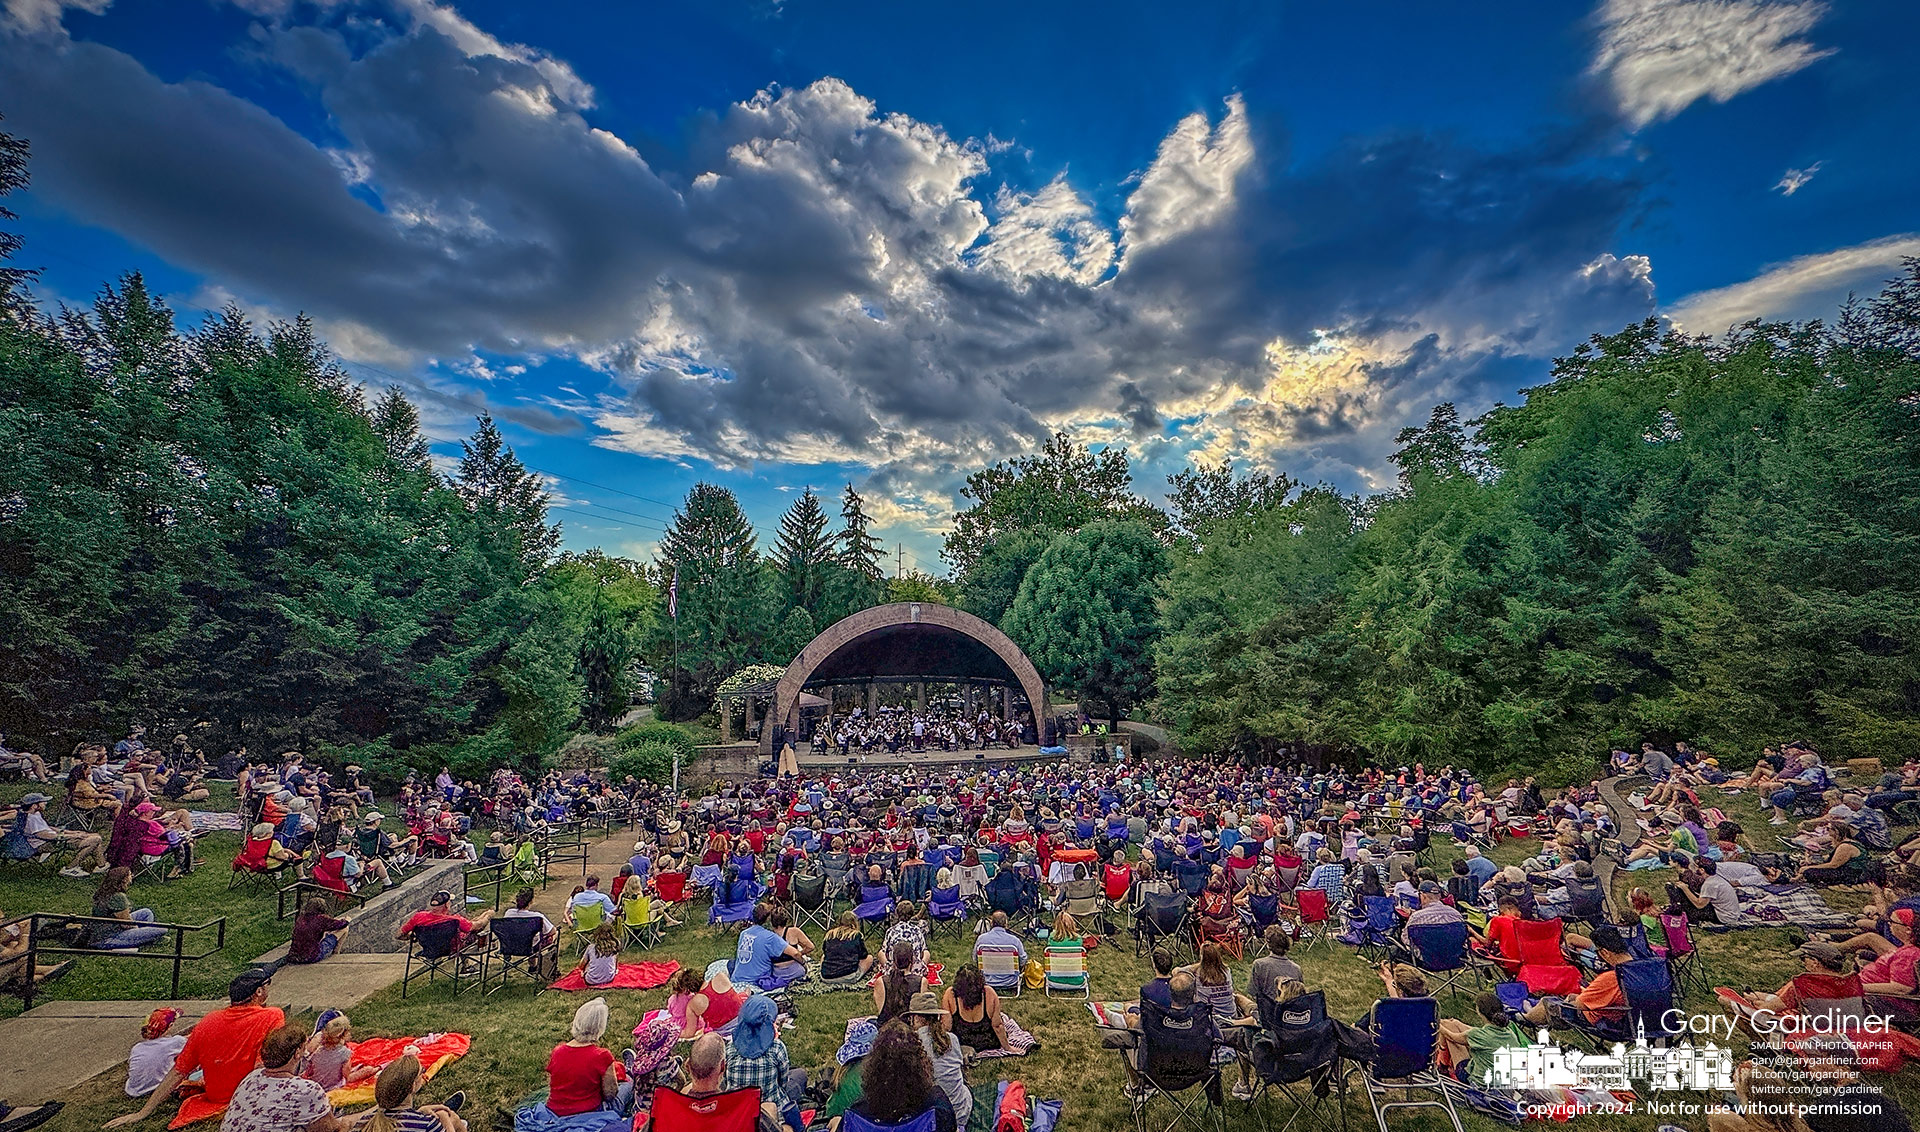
left=0, top=997, right=224, bottom=1103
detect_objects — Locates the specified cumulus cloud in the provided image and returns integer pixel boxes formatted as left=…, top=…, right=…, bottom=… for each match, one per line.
left=1665, top=234, right=1920, bottom=334
left=1775, top=161, right=1822, bottom=195
left=2, top=0, right=1660, bottom=514
left=1593, top=0, right=1833, bottom=129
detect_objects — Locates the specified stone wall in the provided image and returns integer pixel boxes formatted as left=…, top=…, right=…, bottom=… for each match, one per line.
left=253, top=860, right=466, bottom=964
left=690, top=743, right=761, bottom=786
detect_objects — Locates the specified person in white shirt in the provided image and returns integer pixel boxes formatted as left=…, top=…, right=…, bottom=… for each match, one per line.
left=126, top=1009, right=190, bottom=1097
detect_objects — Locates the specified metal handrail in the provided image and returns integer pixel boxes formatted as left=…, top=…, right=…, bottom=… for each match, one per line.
left=462, top=858, right=519, bottom=912
left=274, top=881, right=374, bottom=922
left=4, top=910, right=228, bottom=1009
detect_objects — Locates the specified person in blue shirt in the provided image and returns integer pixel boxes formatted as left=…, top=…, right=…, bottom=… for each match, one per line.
left=734, top=905, right=804, bottom=989
left=1462, top=846, right=1500, bottom=887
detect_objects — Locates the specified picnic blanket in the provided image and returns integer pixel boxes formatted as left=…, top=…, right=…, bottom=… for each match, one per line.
left=971, top=1012, right=1039, bottom=1059
left=1742, top=884, right=1852, bottom=928
left=327, top=1033, right=472, bottom=1106
left=189, top=810, right=245, bottom=833
left=549, top=960, right=681, bottom=992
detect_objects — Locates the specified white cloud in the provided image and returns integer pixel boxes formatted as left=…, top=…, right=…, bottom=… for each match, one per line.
left=1119, top=95, right=1253, bottom=258
left=971, top=179, right=1114, bottom=286
left=1665, top=234, right=1920, bottom=333
left=1774, top=161, right=1822, bottom=195
left=1, top=0, right=108, bottom=34
left=1593, top=0, right=1833, bottom=129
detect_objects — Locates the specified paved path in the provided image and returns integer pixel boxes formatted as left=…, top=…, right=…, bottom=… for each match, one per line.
left=0, top=997, right=223, bottom=1102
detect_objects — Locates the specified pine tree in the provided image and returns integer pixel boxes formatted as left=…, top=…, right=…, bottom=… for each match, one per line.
left=840, top=484, right=885, bottom=583
left=369, top=386, right=434, bottom=474
left=775, top=489, right=833, bottom=613
left=455, top=412, right=560, bottom=575
left=649, top=483, right=773, bottom=717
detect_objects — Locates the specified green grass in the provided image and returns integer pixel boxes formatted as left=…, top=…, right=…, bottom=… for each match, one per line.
left=13, top=779, right=1920, bottom=1132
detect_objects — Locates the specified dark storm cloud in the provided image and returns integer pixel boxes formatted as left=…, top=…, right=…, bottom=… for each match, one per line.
left=0, top=4, right=1658, bottom=501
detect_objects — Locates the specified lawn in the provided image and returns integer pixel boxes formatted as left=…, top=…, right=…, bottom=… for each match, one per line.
left=9, top=777, right=1918, bottom=1132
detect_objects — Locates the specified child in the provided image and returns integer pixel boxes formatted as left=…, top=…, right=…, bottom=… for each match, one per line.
left=575, top=922, right=622, bottom=987
left=302, top=1011, right=378, bottom=1090
left=126, top=1008, right=187, bottom=1097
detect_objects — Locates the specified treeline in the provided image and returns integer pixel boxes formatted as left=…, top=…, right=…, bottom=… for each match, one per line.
left=0, top=271, right=666, bottom=779
left=944, top=266, right=1920, bottom=780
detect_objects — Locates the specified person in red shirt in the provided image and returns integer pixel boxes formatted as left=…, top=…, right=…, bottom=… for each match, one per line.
left=397, top=890, right=493, bottom=953
left=107, top=969, right=285, bottom=1127
left=541, top=997, right=630, bottom=1124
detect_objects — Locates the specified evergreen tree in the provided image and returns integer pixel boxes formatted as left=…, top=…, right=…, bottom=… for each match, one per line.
left=840, top=484, right=885, bottom=583
left=0, top=113, right=36, bottom=307
left=369, top=385, right=434, bottom=475
left=455, top=413, right=560, bottom=575
left=648, top=483, right=773, bottom=718
left=775, top=489, right=834, bottom=614
left=1004, top=520, right=1167, bottom=728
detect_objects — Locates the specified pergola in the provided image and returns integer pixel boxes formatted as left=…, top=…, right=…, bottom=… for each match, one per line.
left=758, top=602, right=1050, bottom=755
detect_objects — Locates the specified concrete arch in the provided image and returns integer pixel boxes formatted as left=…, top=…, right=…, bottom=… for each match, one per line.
left=764, top=602, right=1049, bottom=753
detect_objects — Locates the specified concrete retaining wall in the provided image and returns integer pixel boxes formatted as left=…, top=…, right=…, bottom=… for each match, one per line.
left=254, top=860, right=466, bottom=965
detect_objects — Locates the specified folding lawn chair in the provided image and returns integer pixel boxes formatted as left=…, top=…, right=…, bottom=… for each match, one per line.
left=927, top=885, right=969, bottom=937
left=977, top=944, right=1025, bottom=998
left=1137, top=890, right=1195, bottom=961
left=647, top=1086, right=762, bottom=1132
left=1128, top=999, right=1228, bottom=1132
left=1406, top=921, right=1478, bottom=1003
left=1347, top=895, right=1398, bottom=961
left=1358, top=997, right=1463, bottom=1132
left=1655, top=913, right=1706, bottom=998
left=1044, top=937, right=1090, bottom=998
left=709, top=880, right=761, bottom=927
left=1249, top=989, right=1346, bottom=1132
left=486, top=914, right=557, bottom=994
left=853, top=882, right=896, bottom=930
left=1513, top=918, right=1582, bottom=996
left=1293, top=888, right=1332, bottom=953
left=791, top=869, right=835, bottom=935
left=402, top=918, right=485, bottom=998
left=840, top=1106, right=940, bottom=1132
left=621, top=889, right=664, bottom=950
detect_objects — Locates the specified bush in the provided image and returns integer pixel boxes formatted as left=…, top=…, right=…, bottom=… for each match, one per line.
left=610, top=739, right=678, bottom=785
left=616, top=720, right=697, bottom=757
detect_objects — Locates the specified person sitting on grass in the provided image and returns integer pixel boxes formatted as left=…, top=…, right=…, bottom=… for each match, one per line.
left=300, top=1012, right=379, bottom=1091
left=820, top=912, right=874, bottom=983
left=527, top=997, right=630, bottom=1131
left=829, top=1020, right=955, bottom=1132
left=941, top=964, right=1011, bottom=1055
left=221, top=1022, right=346, bottom=1132
left=723, top=995, right=807, bottom=1132
left=89, top=866, right=168, bottom=950
left=880, top=904, right=928, bottom=979
left=287, top=898, right=350, bottom=965
left=874, top=941, right=926, bottom=1025
left=107, top=969, right=284, bottom=1128
left=904, top=992, right=970, bottom=1129
left=1438, top=993, right=1532, bottom=1085
left=0, top=904, right=72, bottom=993
left=362, top=1053, right=468, bottom=1132
left=572, top=922, right=622, bottom=989
left=1793, top=823, right=1869, bottom=885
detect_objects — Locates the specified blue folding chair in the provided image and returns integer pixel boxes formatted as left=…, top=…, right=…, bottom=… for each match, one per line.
left=840, top=1107, right=940, bottom=1132
left=927, top=884, right=968, bottom=937
left=853, top=882, right=896, bottom=929
left=708, top=879, right=762, bottom=927
left=1407, top=920, right=1478, bottom=1002
left=1361, top=997, right=1464, bottom=1132
left=1349, top=895, right=1398, bottom=960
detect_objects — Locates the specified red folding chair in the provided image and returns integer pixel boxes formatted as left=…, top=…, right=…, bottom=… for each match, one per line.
left=1515, top=917, right=1581, bottom=995
left=645, top=1087, right=761, bottom=1132
left=654, top=870, right=690, bottom=917
left=1294, top=887, right=1332, bottom=951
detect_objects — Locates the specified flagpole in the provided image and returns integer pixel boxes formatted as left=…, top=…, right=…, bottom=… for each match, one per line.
left=670, top=562, right=680, bottom=794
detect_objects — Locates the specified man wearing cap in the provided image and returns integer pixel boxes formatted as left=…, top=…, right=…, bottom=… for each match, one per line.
left=1747, top=940, right=1857, bottom=1015
left=354, top=812, right=417, bottom=869
left=14, top=792, right=109, bottom=878
left=397, top=890, right=493, bottom=953
left=106, top=970, right=285, bottom=1128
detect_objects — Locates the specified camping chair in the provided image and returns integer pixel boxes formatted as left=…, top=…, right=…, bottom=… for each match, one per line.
left=853, top=882, right=896, bottom=930
left=508, top=839, right=543, bottom=887
left=839, top=1106, right=941, bottom=1132
left=621, top=889, right=664, bottom=950
left=1244, top=893, right=1281, bottom=940
left=228, top=837, right=295, bottom=892
left=1247, top=988, right=1346, bottom=1132
left=1655, top=913, right=1705, bottom=997
left=1060, top=877, right=1107, bottom=934
left=1136, top=890, right=1195, bottom=961
left=1565, top=956, right=1676, bottom=1049
left=1126, top=999, right=1228, bottom=1132
left=1173, top=858, right=1210, bottom=900
left=1044, top=937, right=1090, bottom=998
left=569, top=898, right=607, bottom=950
left=1272, top=855, right=1302, bottom=896
left=1406, top=921, right=1478, bottom=1003
left=486, top=914, right=557, bottom=994
left=1293, top=888, right=1332, bottom=953
left=791, top=869, right=835, bottom=935
left=1348, top=896, right=1398, bottom=961
left=819, top=850, right=854, bottom=897
left=647, top=1086, right=762, bottom=1132
left=976, top=945, right=1025, bottom=998
left=927, top=885, right=969, bottom=937
left=1359, top=997, right=1463, bottom=1132
left=1513, top=918, right=1582, bottom=996
left=985, top=867, right=1031, bottom=920
left=709, top=881, right=760, bottom=928
left=402, top=918, right=485, bottom=998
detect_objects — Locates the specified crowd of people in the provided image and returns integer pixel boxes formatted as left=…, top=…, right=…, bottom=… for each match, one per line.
left=15, top=722, right=1920, bottom=1132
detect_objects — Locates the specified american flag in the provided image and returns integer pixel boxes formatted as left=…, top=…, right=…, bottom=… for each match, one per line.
left=668, top=565, right=678, bottom=620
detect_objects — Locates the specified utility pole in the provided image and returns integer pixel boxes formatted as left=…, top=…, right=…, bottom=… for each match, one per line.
left=896, top=543, right=902, bottom=579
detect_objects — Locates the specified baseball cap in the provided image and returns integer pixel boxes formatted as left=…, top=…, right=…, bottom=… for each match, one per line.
left=1418, top=881, right=1443, bottom=895
left=18, top=792, right=50, bottom=807
left=229, top=968, right=272, bottom=1003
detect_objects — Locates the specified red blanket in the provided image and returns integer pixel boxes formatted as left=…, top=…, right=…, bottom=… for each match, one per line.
left=551, top=960, right=682, bottom=991
left=868, top=962, right=943, bottom=988
left=171, top=1034, right=473, bottom=1126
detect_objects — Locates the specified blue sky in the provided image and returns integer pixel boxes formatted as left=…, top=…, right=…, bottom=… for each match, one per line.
left=3, top=0, right=1916, bottom=574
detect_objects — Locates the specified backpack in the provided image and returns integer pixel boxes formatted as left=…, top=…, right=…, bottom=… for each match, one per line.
left=1022, top=958, right=1044, bottom=990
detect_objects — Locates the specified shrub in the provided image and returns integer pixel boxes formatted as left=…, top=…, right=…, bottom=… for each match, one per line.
left=616, top=720, right=697, bottom=758
left=610, top=739, right=679, bottom=784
